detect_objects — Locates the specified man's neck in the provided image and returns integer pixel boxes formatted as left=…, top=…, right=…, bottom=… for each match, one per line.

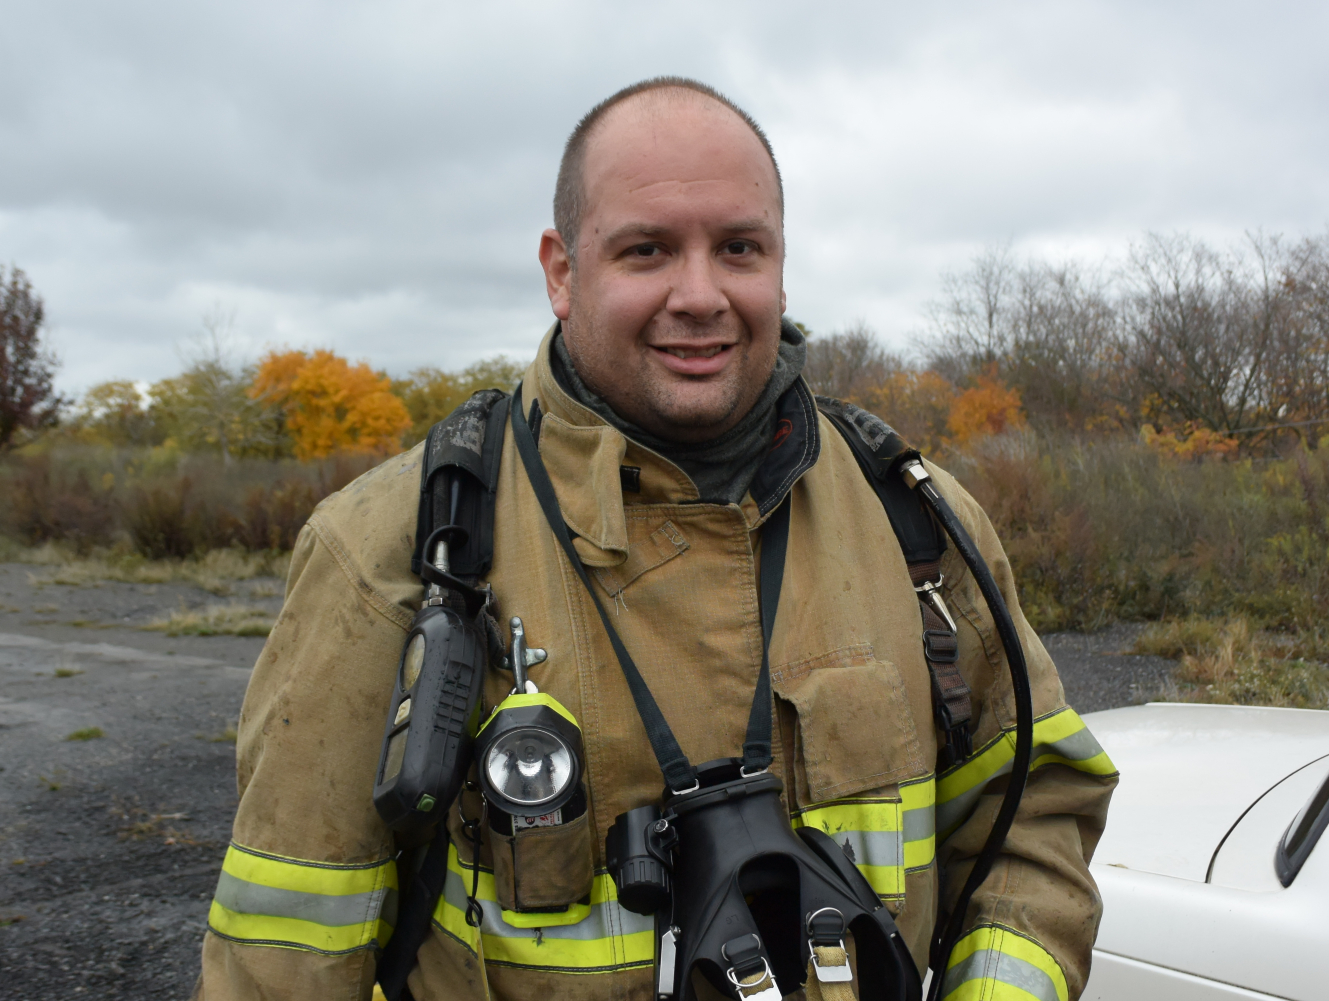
left=549, top=320, right=807, bottom=504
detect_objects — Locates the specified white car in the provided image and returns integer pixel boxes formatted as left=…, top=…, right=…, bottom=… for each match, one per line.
left=1081, top=703, right=1329, bottom=1000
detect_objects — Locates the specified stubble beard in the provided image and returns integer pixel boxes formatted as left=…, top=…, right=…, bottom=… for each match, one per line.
left=563, top=298, right=769, bottom=443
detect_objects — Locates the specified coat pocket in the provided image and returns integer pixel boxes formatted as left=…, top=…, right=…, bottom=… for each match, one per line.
left=489, top=812, right=595, bottom=912
left=772, top=645, right=926, bottom=805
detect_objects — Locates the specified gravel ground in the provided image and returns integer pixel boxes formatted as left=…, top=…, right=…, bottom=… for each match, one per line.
left=0, top=563, right=1177, bottom=998
left=0, top=565, right=273, bottom=999
left=1044, top=621, right=1179, bottom=713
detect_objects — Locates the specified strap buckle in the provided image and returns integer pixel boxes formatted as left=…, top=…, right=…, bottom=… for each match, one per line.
left=722, top=937, right=780, bottom=1001
left=914, top=576, right=957, bottom=632
left=923, top=629, right=959, bottom=665
left=805, top=907, right=852, bottom=983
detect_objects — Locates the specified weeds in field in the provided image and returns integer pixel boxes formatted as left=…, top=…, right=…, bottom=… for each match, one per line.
left=17, top=542, right=290, bottom=594
left=65, top=727, right=104, bottom=741
left=53, top=668, right=83, bottom=677
left=955, top=435, right=1329, bottom=634
left=1135, top=617, right=1329, bottom=709
left=144, top=603, right=275, bottom=637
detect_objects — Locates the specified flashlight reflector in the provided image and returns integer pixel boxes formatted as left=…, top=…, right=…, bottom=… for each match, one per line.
left=484, top=727, right=574, bottom=807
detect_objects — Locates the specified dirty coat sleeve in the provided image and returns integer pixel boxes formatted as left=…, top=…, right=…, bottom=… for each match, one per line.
left=926, top=464, right=1118, bottom=1001
left=193, top=517, right=411, bottom=1001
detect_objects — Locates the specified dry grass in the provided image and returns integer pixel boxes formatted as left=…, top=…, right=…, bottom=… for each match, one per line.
left=143, top=603, right=276, bottom=637
left=13, top=541, right=289, bottom=595
left=1136, top=617, right=1329, bottom=709
left=114, top=805, right=207, bottom=846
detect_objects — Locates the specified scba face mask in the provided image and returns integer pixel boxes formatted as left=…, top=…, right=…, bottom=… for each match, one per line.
left=608, top=759, right=920, bottom=1001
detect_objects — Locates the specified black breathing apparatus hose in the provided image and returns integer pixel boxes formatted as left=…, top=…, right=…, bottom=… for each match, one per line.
left=900, top=460, right=1034, bottom=1001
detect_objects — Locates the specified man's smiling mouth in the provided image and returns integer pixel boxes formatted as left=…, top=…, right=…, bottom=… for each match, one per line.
left=660, top=345, right=729, bottom=360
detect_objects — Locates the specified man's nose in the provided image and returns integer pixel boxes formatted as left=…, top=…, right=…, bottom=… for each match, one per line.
left=665, top=249, right=728, bottom=323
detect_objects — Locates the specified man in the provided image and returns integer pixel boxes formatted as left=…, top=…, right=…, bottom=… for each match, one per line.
left=195, top=78, right=1115, bottom=1001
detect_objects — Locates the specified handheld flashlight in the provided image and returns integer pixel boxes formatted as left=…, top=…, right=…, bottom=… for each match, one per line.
left=475, top=692, right=583, bottom=819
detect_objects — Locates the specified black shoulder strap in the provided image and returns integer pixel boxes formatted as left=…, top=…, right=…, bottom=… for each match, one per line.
left=816, top=396, right=974, bottom=768
left=411, top=389, right=510, bottom=584
left=815, top=396, right=943, bottom=563
left=382, top=390, right=511, bottom=1001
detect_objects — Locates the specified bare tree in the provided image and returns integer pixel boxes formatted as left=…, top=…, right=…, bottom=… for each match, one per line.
left=1005, top=262, right=1121, bottom=430
left=0, top=265, right=61, bottom=447
left=153, top=306, right=285, bottom=461
left=923, top=244, right=1018, bottom=383
left=802, top=321, right=903, bottom=403
left=1121, top=233, right=1277, bottom=434
left=1259, top=235, right=1329, bottom=445
left=922, top=247, right=1121, bottom=430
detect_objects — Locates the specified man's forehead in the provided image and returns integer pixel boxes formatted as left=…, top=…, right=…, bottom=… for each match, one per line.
left=581, top=89, right=780, bottom=202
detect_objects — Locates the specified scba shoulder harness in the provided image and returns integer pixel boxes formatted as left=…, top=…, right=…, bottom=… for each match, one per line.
left=409, top=390, right=974, bottom=770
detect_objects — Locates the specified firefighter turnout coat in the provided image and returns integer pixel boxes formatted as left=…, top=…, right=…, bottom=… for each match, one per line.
left=195, top=331, right=1118, bottom=1001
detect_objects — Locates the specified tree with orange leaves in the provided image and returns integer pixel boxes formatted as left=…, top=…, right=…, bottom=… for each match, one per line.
left=251, top=349, right=412, bottom=460
left=946, top=372, right=1027, bottom=447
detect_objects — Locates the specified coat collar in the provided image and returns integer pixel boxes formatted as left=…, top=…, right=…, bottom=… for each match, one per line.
left=519, top=325, right=821, bottom=563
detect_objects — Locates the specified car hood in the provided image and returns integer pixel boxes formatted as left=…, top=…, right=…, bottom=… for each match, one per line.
left=1083, top=702, right=1329, bottom=881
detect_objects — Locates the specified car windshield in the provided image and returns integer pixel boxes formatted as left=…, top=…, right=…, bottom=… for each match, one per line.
left=1276, top=771, right=1329, bottom=886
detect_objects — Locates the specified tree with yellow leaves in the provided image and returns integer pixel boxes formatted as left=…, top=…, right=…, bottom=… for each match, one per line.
left=392, top=356, right=527, bottom=445
left=252, top=349, right=412, bottom=460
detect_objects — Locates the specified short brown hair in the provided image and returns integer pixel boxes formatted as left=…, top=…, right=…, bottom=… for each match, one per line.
left=553, top=77, right=783, bottom=263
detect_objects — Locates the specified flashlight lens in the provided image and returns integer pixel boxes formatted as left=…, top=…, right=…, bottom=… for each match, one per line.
left=401, top=634, right=425, bottom=691
left=484, top=727, right=573, bottom=807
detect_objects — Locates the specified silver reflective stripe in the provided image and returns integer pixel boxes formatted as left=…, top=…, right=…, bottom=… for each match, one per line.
left=942, top=948, right=1060, bottom=1001
left=834, top=829, right=903, bottom=869
left=440, top=867, right=652, bottom=941
left=937, top=727, right=1108, bottom=835
left=213, top=870, right=395, bottom=928
left=902, top=804, right=933, bottom=844
left=938, top=767, right=1007, bottom=836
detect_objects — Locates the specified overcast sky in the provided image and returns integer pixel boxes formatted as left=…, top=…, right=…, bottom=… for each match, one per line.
left=3, top=1, right=1327, bottom=395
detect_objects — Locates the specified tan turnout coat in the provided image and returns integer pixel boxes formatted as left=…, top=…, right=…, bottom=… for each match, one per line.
left=195, top=331, right=1116, bottom=1001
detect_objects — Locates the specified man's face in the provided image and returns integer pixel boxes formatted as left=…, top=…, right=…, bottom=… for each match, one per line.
left=539, top=93, right=785, bottom=443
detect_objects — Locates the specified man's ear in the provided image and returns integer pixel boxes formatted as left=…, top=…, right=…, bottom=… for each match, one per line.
left=539, top=229, right=573, bottom=321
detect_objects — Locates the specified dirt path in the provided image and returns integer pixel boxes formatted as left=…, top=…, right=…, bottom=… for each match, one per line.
left=0, top=564, right=1175, bottom=998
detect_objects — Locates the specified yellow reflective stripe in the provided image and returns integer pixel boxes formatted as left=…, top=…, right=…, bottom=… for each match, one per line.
left=207, top=843, right=396, bottom=955
left=937, top=707, right=1117, bottom=838
left=434, top=842, right=653, bottom=973
left=793, top=798, right=903, bottom=896
left=900, top=776, right=935, bottom=872
left=220, top=842, right=394, bottom=896
left=208, top=901, right=392, bottom=955
left=943, top=924, right=1068, bottom=1001
left=791, top=775, right=937, bottom=898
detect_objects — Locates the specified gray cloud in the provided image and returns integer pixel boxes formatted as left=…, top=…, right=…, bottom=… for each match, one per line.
left=1, top=0, right=1326, bottom=393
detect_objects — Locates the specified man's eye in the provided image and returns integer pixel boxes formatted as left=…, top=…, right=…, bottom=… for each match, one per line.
left=632, top=245, right=660, bottom=258
left=724, top=241, right=752, bottom=255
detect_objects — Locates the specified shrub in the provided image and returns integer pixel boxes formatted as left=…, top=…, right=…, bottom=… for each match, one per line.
left=4, top=455, right=116, bottom=552
left=0, top=447, right=380, bottom=559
